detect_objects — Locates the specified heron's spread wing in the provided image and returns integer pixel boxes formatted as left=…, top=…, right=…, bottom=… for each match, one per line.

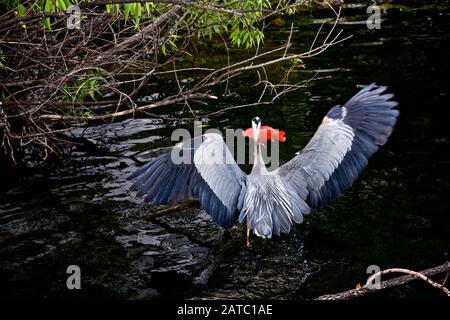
left=277, top=83, right=399, bottom=208
left=129, top=134, right=246, bottom=228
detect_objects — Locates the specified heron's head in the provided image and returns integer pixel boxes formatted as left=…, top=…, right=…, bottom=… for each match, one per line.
left=251, top=116, right=262, bottom=140
left=242, top=117, right=286, bottom=143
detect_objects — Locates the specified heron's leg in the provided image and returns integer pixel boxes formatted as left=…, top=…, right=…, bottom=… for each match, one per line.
left=246, top=226, right=251, bottom=247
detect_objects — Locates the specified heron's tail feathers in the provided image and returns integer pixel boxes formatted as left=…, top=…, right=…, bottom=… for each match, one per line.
left=239, top=183, right=310, bottom=239
left=254, top=220, right=272, bottom=239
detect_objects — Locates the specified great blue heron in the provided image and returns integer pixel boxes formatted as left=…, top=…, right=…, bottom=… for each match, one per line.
left=129, top=84, right=399, bottom=239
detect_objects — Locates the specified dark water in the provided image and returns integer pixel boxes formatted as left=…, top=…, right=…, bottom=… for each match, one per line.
left=1, top=1, right=449, bottom=299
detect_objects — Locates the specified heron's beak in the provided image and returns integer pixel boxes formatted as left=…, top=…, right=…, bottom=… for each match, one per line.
left=251, top=117, right=261, bottom=142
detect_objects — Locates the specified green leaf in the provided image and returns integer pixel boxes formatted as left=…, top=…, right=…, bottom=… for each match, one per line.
left=145, top=3, right=152, bottom=15
left=124, top=3, right=132, bottom=24
left=135, top=3, right=142, bottom=17
left=168, top=39, right=177, bottom=49
left=44, top=0, right=55, bottom=13
left=17, top=4, right=26, bottom=17
left=134, top=4, right=142, bottom=27
left=88, top=89, right=95, bottom=100
left=56, top=0, right=67, bottom=11
left=42, top=17, right=52, bottom=31
left=243, top=30, right=249, bottom=44
left=0, top=49, right=6, bottom=70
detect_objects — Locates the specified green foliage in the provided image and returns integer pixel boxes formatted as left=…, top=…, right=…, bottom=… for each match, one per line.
left=230, top=28, right=265, bottom=48
left=0, top=49, right=6, bottom=71
left=62, top=68, right=105, bottom=109
left=107, top=1, right=159, bottom=29
left=291, top=57, right=305, bottom=68
left=42, top=0, right=55, bottom=30
left=66, top=109, right=92, bottom=117
left=105, top=3, right=121, bottom=15
left=190, top=0, right=301, bottom=49
left=0, top=90, right=8, bottom=101
left=11, top=0, right=75, bottom=31
left=122, top=2, right=143, bottom=28
left=16, top=3, right=26, bottom=16
left=160, top=34, right=179, bottom=57
left=193, top=0, right=272, bottom=48
left=11, top=0, right=304, bottom=48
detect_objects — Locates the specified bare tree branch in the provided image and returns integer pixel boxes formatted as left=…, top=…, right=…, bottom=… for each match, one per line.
left=316, top=262, right=450, bottom=300
left=0, top=0, right=347, bottom=162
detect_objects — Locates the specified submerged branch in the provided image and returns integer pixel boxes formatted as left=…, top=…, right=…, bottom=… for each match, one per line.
left=144, top=200, right=199, bottom=221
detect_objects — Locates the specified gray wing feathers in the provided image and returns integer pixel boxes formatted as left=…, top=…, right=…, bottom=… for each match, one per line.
left=193, top=133, right=246, bottom=214
left=276, top=83, right=399, bottom=208
left=129, top=133, right=246, bottom=228
left=277, top=120, right=355, bottom=194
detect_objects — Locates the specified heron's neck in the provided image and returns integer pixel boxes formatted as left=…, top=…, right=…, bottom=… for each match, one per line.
left=251, top=142, right=267, bottom=175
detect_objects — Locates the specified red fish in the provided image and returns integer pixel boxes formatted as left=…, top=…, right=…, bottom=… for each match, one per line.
left=242, top=126, right=286, bottom=143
